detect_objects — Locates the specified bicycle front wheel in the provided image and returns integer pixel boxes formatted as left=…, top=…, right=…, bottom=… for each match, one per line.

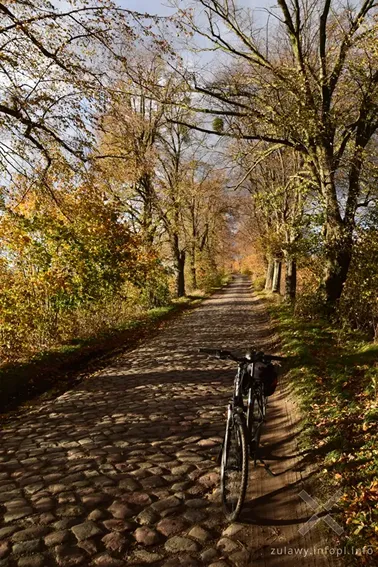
left=220, top=410, right=248, bottom=521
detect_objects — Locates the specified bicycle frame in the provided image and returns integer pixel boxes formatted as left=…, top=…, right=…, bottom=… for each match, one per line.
left=228, top=361, right=266, bottom=461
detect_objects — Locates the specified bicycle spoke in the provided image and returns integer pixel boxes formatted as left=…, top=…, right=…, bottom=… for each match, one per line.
left=247, top=393, right=264, bottom=462
left=221, top=415, right=248, bottom=521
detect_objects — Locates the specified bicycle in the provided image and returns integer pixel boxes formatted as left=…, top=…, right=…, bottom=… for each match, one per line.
left=199, top=347, right=284, bottom=521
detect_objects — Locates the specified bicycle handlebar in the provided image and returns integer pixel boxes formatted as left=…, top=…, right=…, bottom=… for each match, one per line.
left=199, top=348, right=285, bottom=363
left=199, top=348, right=239, bottom=361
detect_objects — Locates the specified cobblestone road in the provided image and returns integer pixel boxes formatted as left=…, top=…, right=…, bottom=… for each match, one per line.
left=0, top=277, right=338, bottom=567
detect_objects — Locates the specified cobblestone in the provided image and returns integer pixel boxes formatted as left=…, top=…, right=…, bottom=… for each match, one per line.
left=134, top=526, right=160, bottom=546
left=17, top=556, right=46, bottom=567
left=200, top=548, right=219, bottom=562
left=165, top=536, right=199, bottom=553
left=188, top=525, right=212, bottom=542
left=77, top=538, right=98, bottom=555
left=44, top=530, right=71, bottom=547
left=156, top=517, right=187, bottom=537
left=102, top=519, right=133, bottom=532
left=222, top=524, right=243, bottom=537
left=55, top=545, right=86, bottom=566
left=0, top=527, right=18, bottom=539
left=182, top=508, right=207, bottom=523
left=108, top=501, right=133, bottom=519
left=0, top=277, right=297, bottom=567
left=150, top=495, right=182, bottom=513
left=12, top=539, right=41, bottom=555
left=217, top=537, right=240, bottom=553
left=71, top=520, right=102, bottom=541
left=129, top=550, right=163, bottom=564
left=101, top=532, right=128, bottom=552
left=0, top=544, right=9, bottom=560
left=92, top=553, right=124, bottom=566
left=12, top=527, right=49, bottom=542
left=4, top=508, right=33, bottom=522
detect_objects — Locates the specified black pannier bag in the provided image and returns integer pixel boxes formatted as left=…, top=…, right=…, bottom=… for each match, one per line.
left=255, top=362, right=278, bottom=396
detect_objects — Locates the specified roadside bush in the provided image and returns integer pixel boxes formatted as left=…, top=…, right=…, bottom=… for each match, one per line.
left=137, top=264, right=172, bottom=308
left=0, top=187, right=168, bottom=361
left=294, top=290, right=328, bottom=320
left=253, top=275, right=265, bottom=291
left=339, top=228, right=378, bottom=338
left=197, top=268, right=228, bottom=293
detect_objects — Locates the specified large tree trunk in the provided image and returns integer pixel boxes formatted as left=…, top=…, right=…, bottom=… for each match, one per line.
left=315, top=161, right=353, bottom=307
left=323, top=221, right=352, bottom=306
left=322, top=146, right=364, bottom=307
left=285, top=257, right=297, bottom=301
left=190, top=244, right=197, bottom=290
left=272, top=259, right=282, bottom=294
left=321, top=173, right=353, bottom=306
left=265, top=257, right=274, bottom=291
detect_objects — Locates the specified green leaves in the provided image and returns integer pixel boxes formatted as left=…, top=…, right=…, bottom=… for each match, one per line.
left=212, top=117, right=224, bottom=133
left=0, top=179, right=160, bottom=359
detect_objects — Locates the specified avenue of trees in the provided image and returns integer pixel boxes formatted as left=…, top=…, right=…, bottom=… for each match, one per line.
left=175, top=0, right=378, bottom=309
left=0, top=0, right=231, bottom=359
left=2, top=0, right=378, bottom=358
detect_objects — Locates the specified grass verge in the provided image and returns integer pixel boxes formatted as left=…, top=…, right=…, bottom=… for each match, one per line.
left=0, top=293, right=207, bottom=420
left=265, top=295, right=378, bottom=564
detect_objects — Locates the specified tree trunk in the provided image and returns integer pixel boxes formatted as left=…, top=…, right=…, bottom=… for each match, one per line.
left=272, top=259, right=282, bottom=294
left=323, top=223, right=352, bottom=306
left=322, top=146, right=364, bottom=307
left=176, top=250, right=186, bottom=297
left=318, top=163, right=353, bottom=307
left=265, top=258, right=274, bottom=291
left=171, top=233, right=186, bottom=297
left=172, top=233, right=186, bottom=298
left=141, top=173, right=155, bottom=245
left=322, top=197, right=353, bottom=306
left=285, top=257, right=297, bottom=301
left=190, top=244, right=197, bottom=290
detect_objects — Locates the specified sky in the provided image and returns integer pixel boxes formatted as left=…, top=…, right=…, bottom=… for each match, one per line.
left=117, top=0, right=273, bottom=17
left=115, top=0, right=275, bottom=68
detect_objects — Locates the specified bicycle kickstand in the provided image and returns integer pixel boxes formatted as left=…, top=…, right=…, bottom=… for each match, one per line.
left=257, top=457, right=276, bottom=477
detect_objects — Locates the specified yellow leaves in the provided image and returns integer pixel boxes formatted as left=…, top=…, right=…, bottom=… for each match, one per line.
left=353, top=523, right=366, bottom=536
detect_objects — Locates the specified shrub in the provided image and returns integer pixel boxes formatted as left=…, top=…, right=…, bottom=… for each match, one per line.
left=339, top=227, right=378, bottom=337
left=253, top=275, right=266, bottom=291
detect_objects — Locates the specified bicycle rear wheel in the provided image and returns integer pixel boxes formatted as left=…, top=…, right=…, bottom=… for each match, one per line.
left=262, top=392, right=267, bottom=418
left=220, top=409, right=248, bottom=521
left=247, top=393, right=263, bottom=464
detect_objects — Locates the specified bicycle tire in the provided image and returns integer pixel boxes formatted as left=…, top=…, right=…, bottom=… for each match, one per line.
left=220, top=410, right=248, bottom=521
left=247, top=393, right=263, bottom=464
left=262, top=392, right=267, bottom=418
